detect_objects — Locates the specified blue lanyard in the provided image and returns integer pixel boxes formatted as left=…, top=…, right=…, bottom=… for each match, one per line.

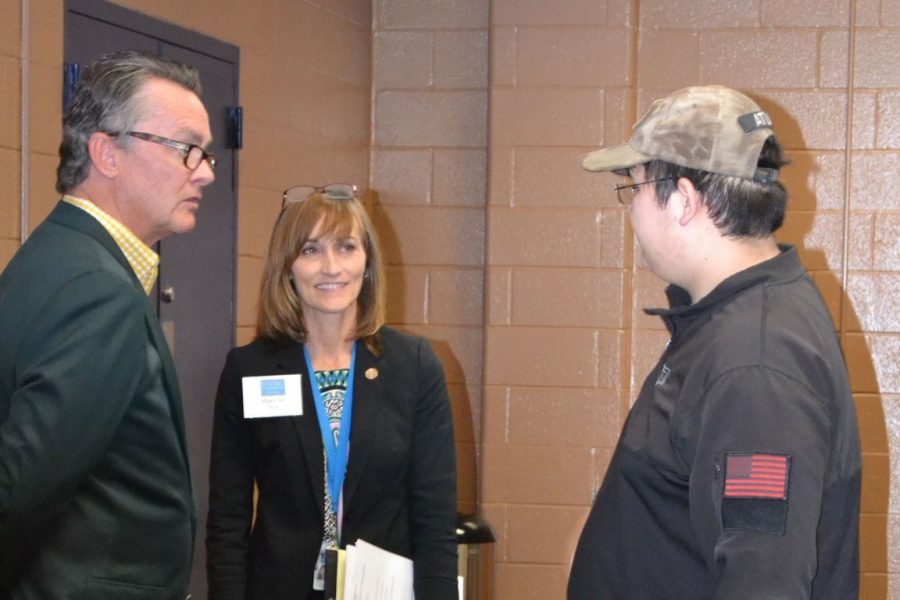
left=303, top=343, right=356, bottom=530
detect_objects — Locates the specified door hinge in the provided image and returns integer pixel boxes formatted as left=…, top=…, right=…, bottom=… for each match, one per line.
left=62, top=62, right=83, bottom=113
left=228, top=106, right=243, bottom=149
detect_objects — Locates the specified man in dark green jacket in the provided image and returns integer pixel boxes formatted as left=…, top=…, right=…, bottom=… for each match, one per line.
left=0, top=50, right=216, bottom=598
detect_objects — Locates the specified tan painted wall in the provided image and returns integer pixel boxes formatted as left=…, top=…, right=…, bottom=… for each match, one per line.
left=2, top=0, right=899, bottom=598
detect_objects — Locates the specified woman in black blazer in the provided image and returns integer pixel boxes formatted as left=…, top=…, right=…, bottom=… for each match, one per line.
left=206, top=185, right=458, bottom=599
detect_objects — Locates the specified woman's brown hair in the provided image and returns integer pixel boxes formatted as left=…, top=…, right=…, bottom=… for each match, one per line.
left=256, top=192, right=385, bottom=353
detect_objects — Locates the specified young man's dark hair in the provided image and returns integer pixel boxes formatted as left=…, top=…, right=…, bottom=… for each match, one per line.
left=645, top=135, right=789, bottom=237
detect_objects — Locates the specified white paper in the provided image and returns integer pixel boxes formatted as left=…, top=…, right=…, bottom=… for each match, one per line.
left=241, top=374, right=303, bottom=418
left=342, top=539, right=414, bottom=600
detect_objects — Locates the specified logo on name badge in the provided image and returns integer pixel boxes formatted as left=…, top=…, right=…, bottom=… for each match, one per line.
left=261, top=379, right=286, bottom=396
left=242, top=374, right=303, bottom=419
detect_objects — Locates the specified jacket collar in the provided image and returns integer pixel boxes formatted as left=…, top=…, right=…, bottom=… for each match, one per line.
left=48, top=201, right=144, bottom=293
left=645, top=244, right=806, bottom=333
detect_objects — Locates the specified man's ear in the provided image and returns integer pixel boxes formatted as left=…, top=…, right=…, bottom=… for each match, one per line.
left=86, top=131, right=120, bottom=179
left=675, top=177, right=704, bottom=227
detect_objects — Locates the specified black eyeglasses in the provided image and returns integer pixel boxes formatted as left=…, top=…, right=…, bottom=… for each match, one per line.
left=282, top=184, right=358, bottom=209
left=114, top=131, right=217, bottom=171
left=613, top=177, right=670, bottom=205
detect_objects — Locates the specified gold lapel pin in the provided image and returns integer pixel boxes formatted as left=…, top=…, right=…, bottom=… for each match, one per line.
left=365, top=367, right=379, bottom=380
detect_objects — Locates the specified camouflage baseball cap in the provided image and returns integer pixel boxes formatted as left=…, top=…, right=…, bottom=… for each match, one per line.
left=581, top=85, right=778, bottom=183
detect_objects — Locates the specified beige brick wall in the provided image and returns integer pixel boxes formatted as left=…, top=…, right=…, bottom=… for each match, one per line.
left=372, top=0, right=489, bottom=518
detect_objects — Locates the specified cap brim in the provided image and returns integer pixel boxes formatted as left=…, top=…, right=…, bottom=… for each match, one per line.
left=580, top=142, right=652, bottom=173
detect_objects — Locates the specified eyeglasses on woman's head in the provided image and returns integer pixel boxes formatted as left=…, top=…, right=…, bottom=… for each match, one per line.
left=282, top=184, right=358, bottom=209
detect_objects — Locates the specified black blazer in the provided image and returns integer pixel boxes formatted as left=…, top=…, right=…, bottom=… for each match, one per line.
left=206, top=326, right=457, bottom=600
left=0, top=201, right=195, bottom=598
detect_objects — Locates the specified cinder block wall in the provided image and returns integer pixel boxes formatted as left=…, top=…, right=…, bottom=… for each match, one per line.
left=370, top=0, right=489, bottom=517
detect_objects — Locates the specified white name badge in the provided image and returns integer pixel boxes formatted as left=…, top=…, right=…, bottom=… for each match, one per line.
left=241, top=374, right=304, bottom=418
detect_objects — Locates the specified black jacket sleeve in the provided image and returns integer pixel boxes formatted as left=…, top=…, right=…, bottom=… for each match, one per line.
left=408, top=337, right=458, bottom=599
left=684, top=366, right=829, bottom=599
left=206, top=348, right=255, bottom=600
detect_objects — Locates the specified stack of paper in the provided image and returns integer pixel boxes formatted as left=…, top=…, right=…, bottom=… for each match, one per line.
left=325, top=539, right=413, bottom=600
left=325, top=540, right=465, bottom=600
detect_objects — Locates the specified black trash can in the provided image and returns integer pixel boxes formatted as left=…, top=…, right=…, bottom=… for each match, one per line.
left=456, top=514, right=496, bottom=600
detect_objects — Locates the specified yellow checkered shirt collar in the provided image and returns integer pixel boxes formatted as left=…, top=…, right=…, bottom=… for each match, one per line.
left=62, top=195, right=160, bottom=295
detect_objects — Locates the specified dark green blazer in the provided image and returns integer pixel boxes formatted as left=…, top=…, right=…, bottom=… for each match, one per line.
left=0, top=201, right=195, bottom=599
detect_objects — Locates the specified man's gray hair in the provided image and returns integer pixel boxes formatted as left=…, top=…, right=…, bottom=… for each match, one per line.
left=56, top=50, right=202, bottom=194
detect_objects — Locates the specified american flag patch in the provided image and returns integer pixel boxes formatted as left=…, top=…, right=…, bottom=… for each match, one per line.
left=724, top=453, right=789, bottom=499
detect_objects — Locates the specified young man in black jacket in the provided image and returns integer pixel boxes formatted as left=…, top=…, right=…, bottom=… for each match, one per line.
left=568, top=85, right=860, bottom=599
